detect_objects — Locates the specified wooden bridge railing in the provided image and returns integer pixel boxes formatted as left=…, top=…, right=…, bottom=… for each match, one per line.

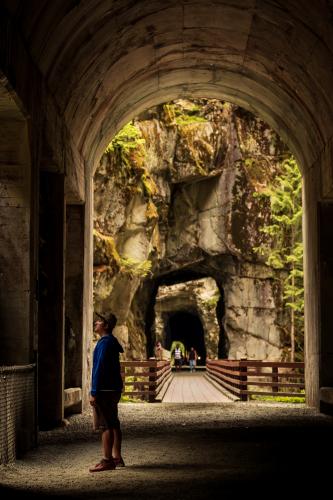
left=120, top=360, right=172, bottom=402
left=206, top=359, right=305, bottom=401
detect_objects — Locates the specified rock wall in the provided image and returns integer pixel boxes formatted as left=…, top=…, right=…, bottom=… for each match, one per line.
left=93, top=99, right=290, bottom=360
left=220, top=260, right=288, bottom=361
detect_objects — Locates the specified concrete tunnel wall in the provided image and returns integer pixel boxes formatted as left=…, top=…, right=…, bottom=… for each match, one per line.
left=1, top=1, right=333, bottom=428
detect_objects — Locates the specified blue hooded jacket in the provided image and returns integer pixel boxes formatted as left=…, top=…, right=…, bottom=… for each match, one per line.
left=91, top=334, right=124, bottom=396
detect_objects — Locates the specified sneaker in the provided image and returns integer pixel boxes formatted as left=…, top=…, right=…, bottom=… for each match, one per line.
left=113, top=456, right=125, bottom=467
left=89, top=458, right=115, bottom=473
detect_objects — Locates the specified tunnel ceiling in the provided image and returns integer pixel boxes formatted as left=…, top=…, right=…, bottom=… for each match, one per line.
left=4, top=1, right=333, bottom=172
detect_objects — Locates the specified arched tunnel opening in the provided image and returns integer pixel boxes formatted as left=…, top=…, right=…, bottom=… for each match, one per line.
left=165, top=310, right=207, bottom=366
left=143, top=274, right=228, bottom=361
left=4, top=0, right=333, bottom=471
left=93, top=96, right=304, bottom=380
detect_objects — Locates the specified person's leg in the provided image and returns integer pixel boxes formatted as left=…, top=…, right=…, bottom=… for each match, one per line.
left=110, top=393, right=125, bottom=466
left=102, top=429, right=114, bottom=460
left=112, top=427, right=122, bottom=459
left=89, top=428, right=115, bottom=472
left=112, top=427, right=125, bottom=466
left=89, top=395, right=116, bottom=472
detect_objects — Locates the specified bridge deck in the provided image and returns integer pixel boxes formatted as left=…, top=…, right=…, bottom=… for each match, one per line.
left=162, top=371, right=233, bottom=403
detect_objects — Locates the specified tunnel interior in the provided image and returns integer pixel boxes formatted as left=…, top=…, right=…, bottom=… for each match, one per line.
left=2, top=0, right=333, bottom=466
left=165, top=310, right=206, bottom=365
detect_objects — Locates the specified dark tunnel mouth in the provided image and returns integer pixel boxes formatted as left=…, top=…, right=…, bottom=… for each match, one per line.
left=164, top=310, right=207, bottom=365
left=149, top=274, right=228, bottom=360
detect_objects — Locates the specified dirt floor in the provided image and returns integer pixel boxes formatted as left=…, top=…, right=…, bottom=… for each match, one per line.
left=1, top=401, right=333, bottom=499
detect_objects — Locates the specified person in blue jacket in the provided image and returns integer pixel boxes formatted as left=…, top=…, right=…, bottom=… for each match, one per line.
left=89, top=313, right=125, bottom=473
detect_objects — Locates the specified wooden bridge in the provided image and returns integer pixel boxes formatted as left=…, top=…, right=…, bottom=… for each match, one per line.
left=120, top=359, right=305, bottom=403
left=162, top=372, right=232, bottom=403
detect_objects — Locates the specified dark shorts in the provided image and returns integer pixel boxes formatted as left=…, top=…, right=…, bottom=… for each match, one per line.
left=93, top=391, right=121, bottom=431
left=175, top=358, right=182, bottom=366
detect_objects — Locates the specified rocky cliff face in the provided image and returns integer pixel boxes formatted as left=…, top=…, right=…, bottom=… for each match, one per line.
left=93, top=99, right=290, bottom=361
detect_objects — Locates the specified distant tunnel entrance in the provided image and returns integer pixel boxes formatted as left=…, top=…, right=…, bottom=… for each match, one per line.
left=165, top=311, right=206, bottom=365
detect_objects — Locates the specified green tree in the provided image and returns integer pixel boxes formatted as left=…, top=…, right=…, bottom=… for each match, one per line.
left=254, top=156, right=304, bottom=361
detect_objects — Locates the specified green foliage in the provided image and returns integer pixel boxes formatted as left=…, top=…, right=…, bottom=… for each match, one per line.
left=253, top=156, right=304, bottom=360
left=94, top=229, right=152, bottom=278
left=250, top=394, right=305, bottom=403
left=175, top=114, right=207, bottom=126
left=163, top=102, right=207, bottom=126
left=204, top=291, right=220, bottom=308
left=141, top=173, right=158, bottom=197
left=120, top=375, right=146, bottom=403
left=105, top=122, right=147, bottom=177
left=120, top=395, right=145, bottom=403
left=120, top=257, right=152, bottom=277
left=163, top=103, right=176, bottom=124
left=105, top=121, right=161, bottom=208
left=106, top=123, right=145, bottom=154
left=93, top=229, right=122, bottom=267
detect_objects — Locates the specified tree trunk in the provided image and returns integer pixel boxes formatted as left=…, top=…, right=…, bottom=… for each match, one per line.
left=290, top=262, right=295, bottom=362
left=291, top=306, right=295, bottom=362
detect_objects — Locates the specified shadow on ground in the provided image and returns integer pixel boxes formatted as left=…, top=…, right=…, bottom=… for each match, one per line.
left=1, top=403, right=332, bottom=499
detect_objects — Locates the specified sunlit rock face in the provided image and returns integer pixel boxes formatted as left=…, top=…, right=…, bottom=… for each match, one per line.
left=93, top=99, right=290, bottom=360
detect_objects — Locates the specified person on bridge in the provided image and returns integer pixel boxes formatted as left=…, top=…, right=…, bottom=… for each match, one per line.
left=174, top=344, right=182, bottom=371
left=189, top=347, right=198, bottom=372
left=89, top=313, right=125, bottom=473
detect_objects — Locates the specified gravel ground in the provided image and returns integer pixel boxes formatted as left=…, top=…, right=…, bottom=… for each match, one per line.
left=1, top=401, right=333, bottom=499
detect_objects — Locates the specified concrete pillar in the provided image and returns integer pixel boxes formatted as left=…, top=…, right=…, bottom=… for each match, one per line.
left=302, top=166, right=320, bottom=408
left=82, top=174, right=94, bottom=409
left=318, top=202, right=333, bottom=410
left=37, top=172, right=65, bottom=429
left=65, top=205, right=84, bottom=390
left=0, top=111, right=32, bottom=365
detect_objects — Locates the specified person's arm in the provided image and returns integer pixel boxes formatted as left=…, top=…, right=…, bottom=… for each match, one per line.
left=90, top=341, right=105, bottom=399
